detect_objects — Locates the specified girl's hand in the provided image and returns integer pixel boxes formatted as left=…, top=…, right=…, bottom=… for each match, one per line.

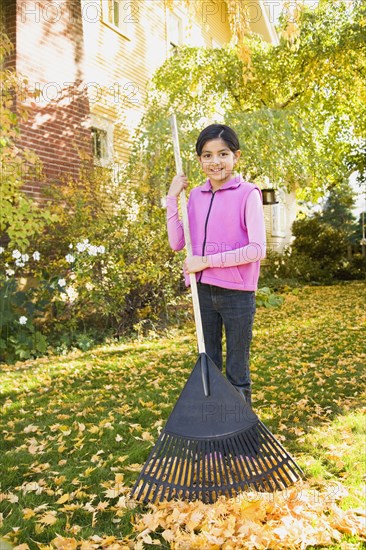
left=184, top=256, right=208, bottom=274
left=168, top=174, right=188, bottom=197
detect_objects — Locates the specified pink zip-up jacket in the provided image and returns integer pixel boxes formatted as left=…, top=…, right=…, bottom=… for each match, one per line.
left=166, top=175, right=266, bottom=291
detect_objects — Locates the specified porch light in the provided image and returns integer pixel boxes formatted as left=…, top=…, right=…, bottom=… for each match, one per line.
left=262, top=188, right=279, bottom=205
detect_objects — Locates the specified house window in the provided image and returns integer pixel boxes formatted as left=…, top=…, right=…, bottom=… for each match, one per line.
left=92, top=128, right=108, bottom=161
left=90, top=116, right=114, bottom=166
left=271, top=203, right=286, bottom=237
left=168, top=11, right=183, bottom=49
left=102, top=0, right=137, bottom=39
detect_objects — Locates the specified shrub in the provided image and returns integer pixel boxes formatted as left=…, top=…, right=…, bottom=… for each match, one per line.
left=261, top=215, right=364, bottom=285
left=0, top=164, right=185, bottom=363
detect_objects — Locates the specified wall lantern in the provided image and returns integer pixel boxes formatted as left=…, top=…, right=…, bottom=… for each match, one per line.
left=261, top=188, right=279, bottom=205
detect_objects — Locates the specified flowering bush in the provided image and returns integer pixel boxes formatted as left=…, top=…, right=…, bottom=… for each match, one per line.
left=0, top=187, right=183, bottom=364
left=0, top=239, right=109, bottom=362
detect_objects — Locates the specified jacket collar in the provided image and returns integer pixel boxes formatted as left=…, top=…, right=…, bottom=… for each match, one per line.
left=200, top=174, right=244, bottom=192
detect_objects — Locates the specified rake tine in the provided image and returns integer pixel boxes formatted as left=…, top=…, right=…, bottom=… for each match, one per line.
left=166, top=435, right=186, bottom=500
left=134, top=434, right=166, bottom=502
left=221, top=438, right=237, bottom=497
left=180, top=438, right=192, bottom=493
left=213, top=441, right=226, bottom=495
left=210, top=440, right=219, bottom=493
left=225, top=437, right=243, bottom=491
left=236, top=431, right=264, bottom=490
left=246, top=429, right=280, bottom=492
left=149, top=434, right=176, bottom=503
left=231, top=436, right=252, bottom=484
left=256, top=427, right=289, bottom=490
left=259, top=423, right=303, bottom=483
left=230, top=436, right=250, bottom=488
left=261, top=423, right=300, bottom=466
left=206, top=441, right=215, bottom=503
left=186, top=440, right=197, bottom=501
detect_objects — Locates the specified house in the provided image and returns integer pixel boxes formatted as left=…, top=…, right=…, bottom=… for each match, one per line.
left=2, top=0, right=296, bottom=251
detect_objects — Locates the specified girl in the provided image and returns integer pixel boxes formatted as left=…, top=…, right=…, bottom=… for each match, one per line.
left=166, top=124, right=266, bottom=406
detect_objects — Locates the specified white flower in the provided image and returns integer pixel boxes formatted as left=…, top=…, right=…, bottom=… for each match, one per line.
left=65, top=254, right=75, bottom=263
left=97, top=245, right=105, bottom=254
left=76, top=242, right=87, bottom=252
left=33, top=251, right=41, bottom=261
left=85, top=282, right=94, bottom=291
left=21, top=254, right=29, bottom=263
left=19, top=316, right=28, bottom=325
left=15, top=259, right=25, bottom=267
left=87, top=245, right=98, bottom=256
left=6, top=269, right=15, bottom=276
left=12, top=249, right=22, bottom=259
left=66, top=286, right=79, bottom=303
left=0, top=247, right=4, bottom=254
left=58, top=278, right=67, bottom=287
left=69, top=243, right=73, bottom=249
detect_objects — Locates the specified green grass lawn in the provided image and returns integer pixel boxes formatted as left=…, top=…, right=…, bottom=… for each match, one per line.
left=0, top=282, right=365, bottom=549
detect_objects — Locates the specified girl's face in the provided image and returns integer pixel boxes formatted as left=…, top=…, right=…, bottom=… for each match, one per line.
left=198, top=138, right=241, bottom=189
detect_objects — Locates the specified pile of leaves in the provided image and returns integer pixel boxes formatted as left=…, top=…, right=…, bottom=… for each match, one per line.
left=133, top=484, right=365, bottom=549
left=13, top=483, right=365, bottom=549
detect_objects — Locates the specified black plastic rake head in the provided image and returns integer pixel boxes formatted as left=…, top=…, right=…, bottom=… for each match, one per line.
left=131, top=353, right=303, bottom=504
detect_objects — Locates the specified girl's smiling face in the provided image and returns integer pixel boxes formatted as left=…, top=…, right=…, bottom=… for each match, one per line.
left=198, top=138, right=241, bottom=190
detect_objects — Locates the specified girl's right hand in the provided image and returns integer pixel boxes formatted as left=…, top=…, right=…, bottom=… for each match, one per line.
left=168, top=174, right=188, bottom=197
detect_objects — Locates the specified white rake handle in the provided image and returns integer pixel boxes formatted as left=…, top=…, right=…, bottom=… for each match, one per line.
left=169, top=115, right=206, bottom=355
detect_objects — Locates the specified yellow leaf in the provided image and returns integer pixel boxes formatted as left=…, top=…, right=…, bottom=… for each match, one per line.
left=23, top=424, right=38, bottom=433
left=83, top=467, right=96, bottom=477
left=38, top=511, right=57, bottom=525
left=23, top=482, right=43, bottom=494
left=56, top=493, right=70, bottom=504
left=142, top=431, right=154, bottom=442
left=22, top=508, right=36, bottom=520
left=54, top=476, right=66, bottom=486
left=59, top=426, right=71, bottom=435
left=105, top=488, right=121, bottom=499
left=51, top=537, right=78, bottom=550
left=115, top=474, right=124, bottom=485
left=89, top=426, right=100, bottom=434
left=125, top=463, right=143, bottom=472
left=28, top=445, right=38, bottom=455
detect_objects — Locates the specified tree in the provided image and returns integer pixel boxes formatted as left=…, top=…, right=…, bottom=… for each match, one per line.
left=131, top=0, right=366, bottom=204
left=320, top=185, right=357, bottom=235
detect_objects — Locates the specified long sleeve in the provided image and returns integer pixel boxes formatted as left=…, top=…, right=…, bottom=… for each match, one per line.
left=207, top=189, right=266, bottom=268
left=166, top=195, right=185, bottom=251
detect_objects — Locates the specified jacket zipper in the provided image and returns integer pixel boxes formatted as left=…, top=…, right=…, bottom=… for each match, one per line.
left=198, top=191, right=215, bottom=283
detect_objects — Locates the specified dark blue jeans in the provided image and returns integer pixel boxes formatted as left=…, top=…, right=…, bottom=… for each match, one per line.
left=197, top=283, right=256, bottom=390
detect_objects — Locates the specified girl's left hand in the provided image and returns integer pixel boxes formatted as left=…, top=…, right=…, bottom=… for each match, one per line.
left=184, top=255, right=208, bottom=274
